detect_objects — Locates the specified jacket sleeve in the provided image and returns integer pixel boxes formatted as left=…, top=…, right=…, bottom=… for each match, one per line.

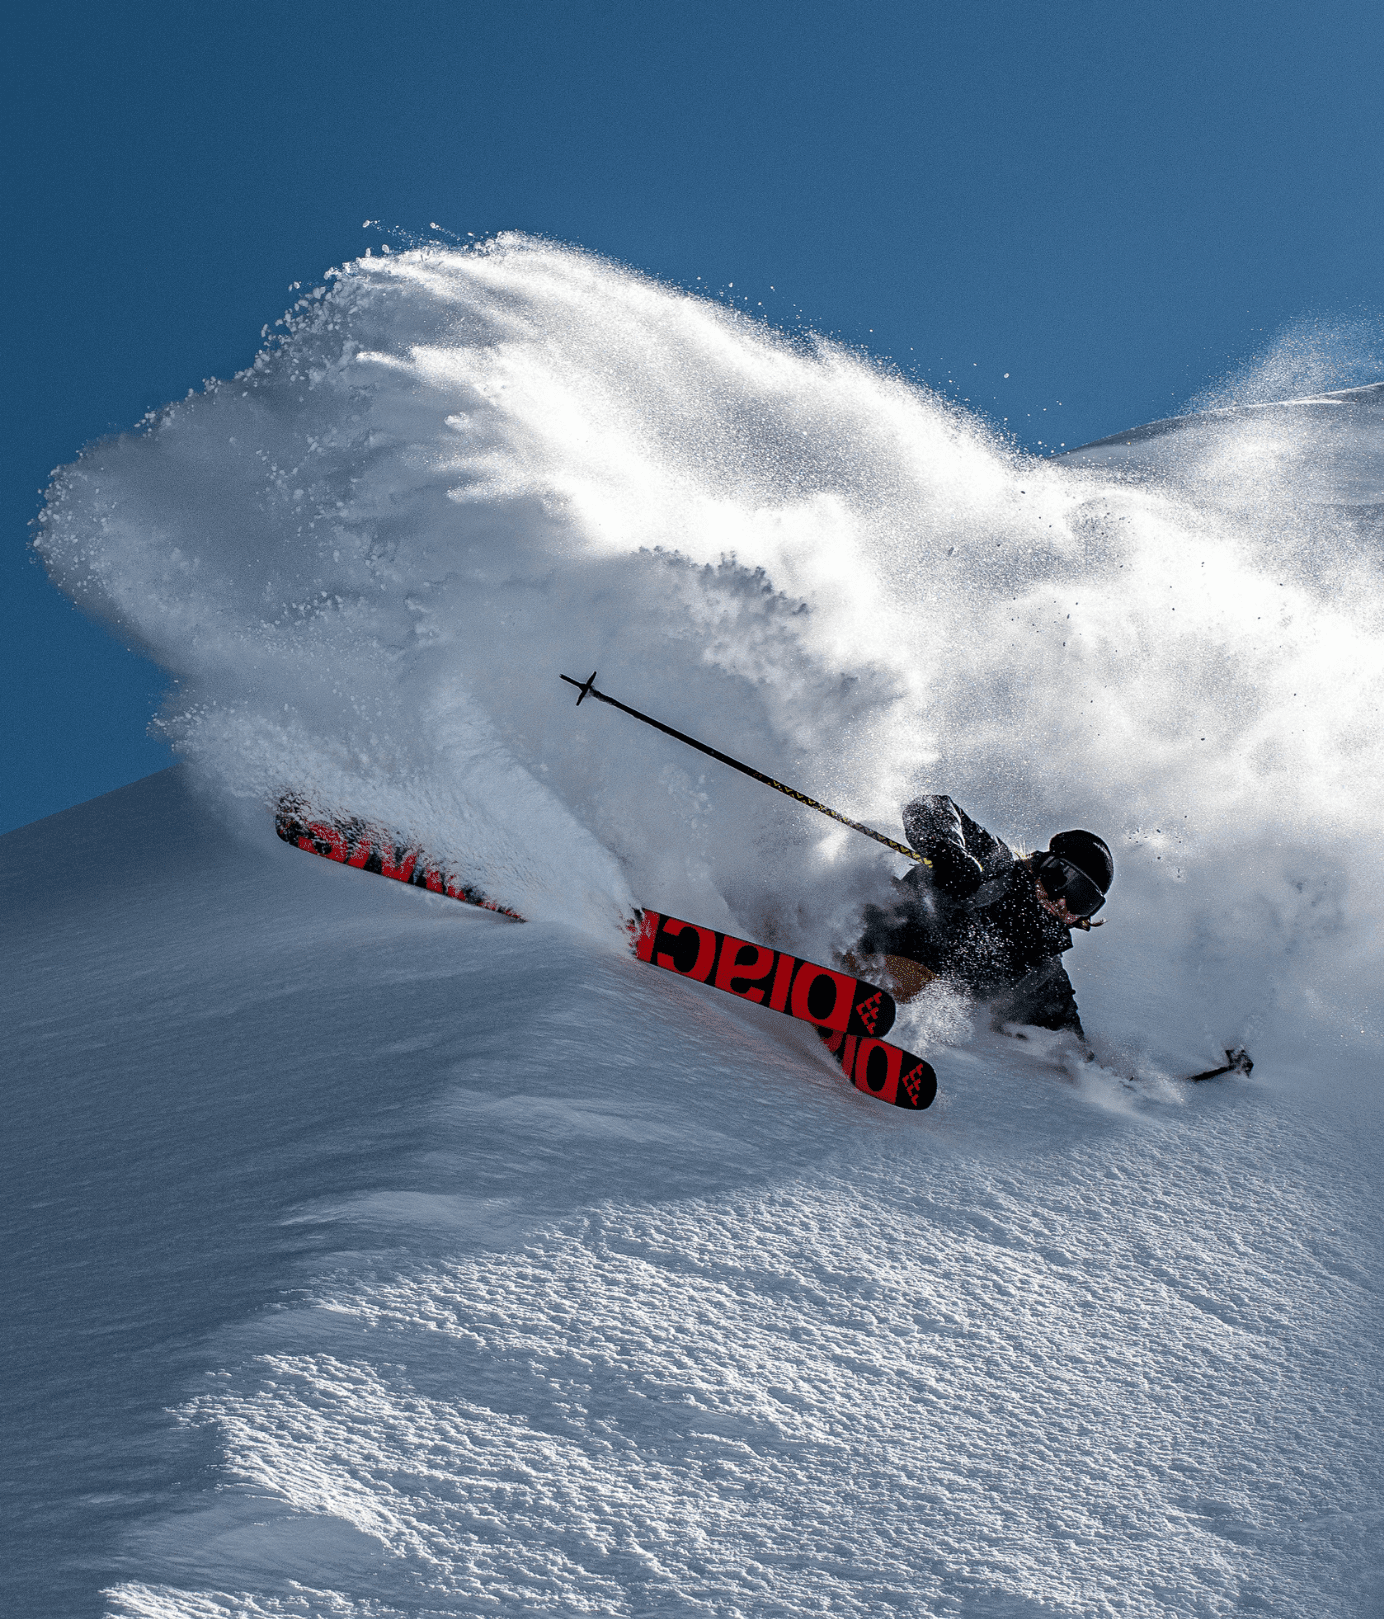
left=901, top=795, right=985, bottom=899
left=902, top=794, right=964, bottom=856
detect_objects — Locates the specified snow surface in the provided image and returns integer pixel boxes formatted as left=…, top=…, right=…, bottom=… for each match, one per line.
left=7, top=236, right=1384, bottom=1615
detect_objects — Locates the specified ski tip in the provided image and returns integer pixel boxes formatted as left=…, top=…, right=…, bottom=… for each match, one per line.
left=273, top=795, right=526, bottom=922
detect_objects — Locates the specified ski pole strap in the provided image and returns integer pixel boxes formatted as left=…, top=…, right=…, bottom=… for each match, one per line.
left=559, top=671, right=924, bottom=864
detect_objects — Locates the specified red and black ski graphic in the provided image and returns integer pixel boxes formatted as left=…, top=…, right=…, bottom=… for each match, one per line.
left=274, top=808, right=935, bottom=1111
left=630, top=909, right=934, bottom=1110
left=814, top=1026, right=936, bottom=1111
left=274, top=797, right=525, bottom=921
left=631, top=908, right=894, bottom=1039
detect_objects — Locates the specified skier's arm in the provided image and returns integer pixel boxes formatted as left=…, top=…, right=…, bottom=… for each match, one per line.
left=901, top=795, right=984, bottom=898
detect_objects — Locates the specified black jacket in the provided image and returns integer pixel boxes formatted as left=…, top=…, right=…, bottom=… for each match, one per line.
left=857, top=795, right=1085, bottom=1037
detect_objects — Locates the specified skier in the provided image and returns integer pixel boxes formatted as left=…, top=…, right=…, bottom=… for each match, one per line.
left=852, top=795, right=1114, bottom=1043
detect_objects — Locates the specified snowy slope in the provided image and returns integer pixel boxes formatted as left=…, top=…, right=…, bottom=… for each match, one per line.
left=5, top=769, right=1382, bottom=1618
left=8, top=236, right=1384, bottom=1615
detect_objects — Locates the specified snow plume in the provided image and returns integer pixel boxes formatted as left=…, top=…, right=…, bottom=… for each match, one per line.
left=36, top=236, right=1384, bottom=1068
left=1190, top=312, right=1384, bottom=409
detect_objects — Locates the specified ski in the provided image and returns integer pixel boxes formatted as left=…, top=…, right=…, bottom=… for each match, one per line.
left=631, top=907, right=895, bottom=1039
left=274, top=808, right=936, bottom=1110
left=815, top=1026, right=937, bottom=1111
left=630, top=908, right=933, bottom=1109
left=274, top=797, right=525, bottom=921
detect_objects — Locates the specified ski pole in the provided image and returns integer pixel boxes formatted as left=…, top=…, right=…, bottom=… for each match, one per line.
left=1185, top=1048, right=1254, bottom=1083
left=559, top=670, right=924, bottom=864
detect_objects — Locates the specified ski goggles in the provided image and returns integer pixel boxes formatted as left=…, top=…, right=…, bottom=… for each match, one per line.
left=1036, top=854, right=1107, bottom=919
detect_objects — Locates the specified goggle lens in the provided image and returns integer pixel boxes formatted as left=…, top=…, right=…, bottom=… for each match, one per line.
left=1042, top=855, right=1105, bottom=918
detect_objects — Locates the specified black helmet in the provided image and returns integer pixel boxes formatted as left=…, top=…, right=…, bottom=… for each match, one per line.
left=1036, top=830, right=1114, bottom=919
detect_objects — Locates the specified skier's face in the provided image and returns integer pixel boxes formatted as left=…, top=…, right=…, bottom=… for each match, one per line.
left=1036, top=879, right=1083, bottom=926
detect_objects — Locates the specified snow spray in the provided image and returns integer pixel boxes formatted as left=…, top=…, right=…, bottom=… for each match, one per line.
left=35, top=235, right=1384, bottom=1075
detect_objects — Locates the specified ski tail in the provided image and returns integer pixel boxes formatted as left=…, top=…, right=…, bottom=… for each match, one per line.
left=815, top=1026, right=937, bottom=1110
left=274, top=796, right=525, bottom=921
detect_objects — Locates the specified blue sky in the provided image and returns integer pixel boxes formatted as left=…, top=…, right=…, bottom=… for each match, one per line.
left=5, top=0, right=1382, bottom=832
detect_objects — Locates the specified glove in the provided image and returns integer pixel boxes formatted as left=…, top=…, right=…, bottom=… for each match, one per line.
left=925, top=843, right=984, bottom=900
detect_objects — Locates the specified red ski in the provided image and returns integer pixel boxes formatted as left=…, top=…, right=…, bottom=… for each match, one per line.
left=274, top=808, right=936, bottom=1110
left=631, top=908, right=894, bottom=1038
left=274, top=797, right=525, bottom=920
left=814, top=1026, right=936, bottom=1111
left=630, top=909, right=934, bottom=1109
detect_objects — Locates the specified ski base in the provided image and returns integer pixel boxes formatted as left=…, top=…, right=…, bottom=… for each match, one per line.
left=815, top=1026, right=937, bottom=1110
left=631, top=907, right=935, bottom=1110
left=632, top=908, right=894, bottom=1039
left=273, top=811, right=935, bottom=1111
